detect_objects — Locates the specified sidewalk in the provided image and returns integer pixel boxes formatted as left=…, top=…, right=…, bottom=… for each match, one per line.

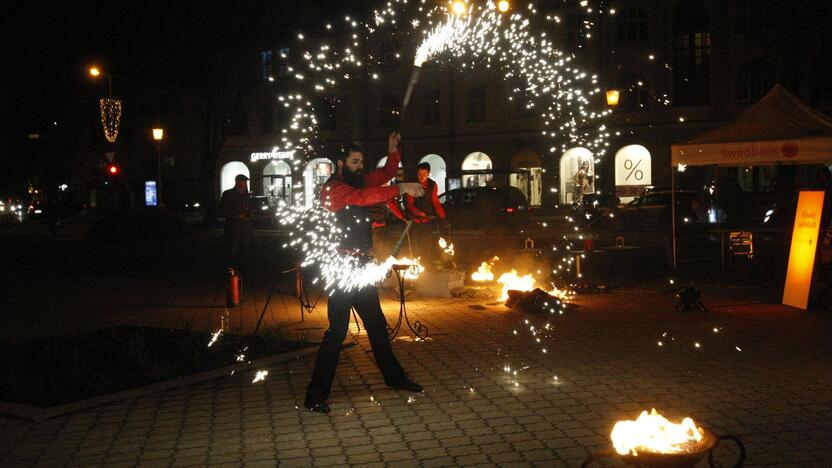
left=2, top=280, right=832, bottom=466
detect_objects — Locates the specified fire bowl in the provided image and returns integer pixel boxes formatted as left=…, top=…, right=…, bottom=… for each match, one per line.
left=618, top=427, right=718, bottom=467
left=582, top=428, right=745, bottom=468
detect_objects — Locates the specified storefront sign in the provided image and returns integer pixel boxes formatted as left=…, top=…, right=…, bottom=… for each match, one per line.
left=250, top=148, right=295, bottom=162
left=673, top=138, right=832, bottom=166
left=615, top=145, right=652, bottom=203
left=783, top=191, right=825, bottom=310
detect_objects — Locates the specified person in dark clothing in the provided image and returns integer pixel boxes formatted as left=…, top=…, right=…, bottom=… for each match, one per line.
left=405, top=162, right=448, bottom=262
left=220, top=174, right=253, bottom=271
left=304, top=132, right=426, bottom=414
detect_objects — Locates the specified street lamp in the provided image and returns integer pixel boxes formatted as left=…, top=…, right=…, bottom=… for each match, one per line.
left=451, top=1, right=467, bottom=15
left=88, top=65, right=112, bottom=97
left=152, top=128, right=164, bottom=208
left=498, top=0, right=510, bottom=13
left=605, top=89, right=621, bottom=107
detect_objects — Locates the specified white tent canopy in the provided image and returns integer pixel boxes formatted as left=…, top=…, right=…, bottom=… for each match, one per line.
left=669, top=85, right=832, bottom=269
left=671, top=84, right=832, bottom=167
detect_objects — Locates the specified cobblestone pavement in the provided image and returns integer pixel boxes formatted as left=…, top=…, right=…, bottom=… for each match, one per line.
left=2, top=277, right=832, bottom=467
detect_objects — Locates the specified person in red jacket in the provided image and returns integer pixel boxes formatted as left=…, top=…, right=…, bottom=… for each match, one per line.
left=405, top=162, right=449, bottom=263
left=305, top=132, right=425, bottom=414
left=405, top=162, right=447, bottom=224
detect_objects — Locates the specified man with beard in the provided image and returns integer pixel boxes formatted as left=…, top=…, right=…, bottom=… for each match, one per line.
left=305, top=132, right=426, bottom=414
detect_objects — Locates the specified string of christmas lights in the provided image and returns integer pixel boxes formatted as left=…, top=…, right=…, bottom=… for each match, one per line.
left=99, top=98, right=122, bottom=143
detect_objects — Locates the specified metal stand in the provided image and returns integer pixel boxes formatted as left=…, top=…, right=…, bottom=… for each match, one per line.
left=253, top=264, right=323, bottom=335
left=388, top=265, right=428, bottom=341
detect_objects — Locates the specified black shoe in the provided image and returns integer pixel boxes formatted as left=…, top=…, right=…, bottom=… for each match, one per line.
left=387, top=376, right=423, bottom=393
left=304, top=400, right=331, bottom=413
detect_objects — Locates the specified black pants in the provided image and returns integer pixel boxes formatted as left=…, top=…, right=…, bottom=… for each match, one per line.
left=305, top=285, right=404, bottom=403
left=224, top=221, right=252, bottom=272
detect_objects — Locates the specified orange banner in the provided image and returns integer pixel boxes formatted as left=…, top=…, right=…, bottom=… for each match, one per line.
left=783, top=191, right=825, bottom=310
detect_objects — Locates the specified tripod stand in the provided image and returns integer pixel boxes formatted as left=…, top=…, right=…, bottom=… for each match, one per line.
left=253, top=263, right=325, bottom=335
left=387, top=264, right=429, bottom=341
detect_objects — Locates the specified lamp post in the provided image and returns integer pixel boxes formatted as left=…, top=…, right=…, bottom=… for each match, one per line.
left=152, top=128, right=164, bottom=208
left=89, top=66, right=112, bottom=98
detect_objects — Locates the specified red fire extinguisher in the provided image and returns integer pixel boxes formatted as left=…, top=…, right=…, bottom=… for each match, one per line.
left=227, top=268, right=241, bottom=308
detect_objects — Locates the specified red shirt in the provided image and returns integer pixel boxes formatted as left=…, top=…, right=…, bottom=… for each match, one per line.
left=321, top=150, right=401, bottom=212
left=405, top=179, right=446, bottom=220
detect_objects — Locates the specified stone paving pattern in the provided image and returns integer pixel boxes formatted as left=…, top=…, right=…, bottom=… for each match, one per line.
left=2, top=276, right=832, bottom=467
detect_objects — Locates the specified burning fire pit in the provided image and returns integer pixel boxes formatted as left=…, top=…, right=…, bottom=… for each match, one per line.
left=581, top=409, right=745, bottom=467
left=469, top=256, right=569, bottom=302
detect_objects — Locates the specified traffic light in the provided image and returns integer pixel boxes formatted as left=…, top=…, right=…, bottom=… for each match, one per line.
left=107, top=163, right=120, bottom=176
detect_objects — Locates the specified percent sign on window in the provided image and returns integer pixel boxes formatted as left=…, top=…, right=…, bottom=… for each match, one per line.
left=624, top=159, right=644, bottom=181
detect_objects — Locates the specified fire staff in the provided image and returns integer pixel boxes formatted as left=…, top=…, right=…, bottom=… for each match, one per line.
left=305, top=132, right=426, bottom=414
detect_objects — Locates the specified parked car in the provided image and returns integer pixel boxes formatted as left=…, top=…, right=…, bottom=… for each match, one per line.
left=617, top=190, right=711, bottom=231
left=438, top=186, right=530, bottom=232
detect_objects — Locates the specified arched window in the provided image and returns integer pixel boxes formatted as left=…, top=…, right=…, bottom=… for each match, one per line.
left=220, top=162, right=250, bottom=195
left=673, top=0, right=710, bottom=106
left=377, top=94, right=400, bottom=128
left=262, top=160, right=292, bottom=205
left=736, top=61, right=774, bottom=103
left=462, top=152, right=493, bottom=187
left=614, top=145, right=652, bottom=203
left=616, top=8, right=648, bottom=43
left=559, top=148, right=594, bottom=204
left=419, top=154, right=447, bottom=195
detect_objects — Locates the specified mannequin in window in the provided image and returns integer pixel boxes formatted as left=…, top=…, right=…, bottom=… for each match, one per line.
left=573, top=160, right=592, bottom=203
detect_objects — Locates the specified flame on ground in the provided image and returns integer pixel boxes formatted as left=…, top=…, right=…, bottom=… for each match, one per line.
left=497, top=270, right=535, bottom=301
left=471, top=256, right=499, bottom=282
left=472, top=256, right=569, bottom=301
left=610, top=409, right=704, bottom=456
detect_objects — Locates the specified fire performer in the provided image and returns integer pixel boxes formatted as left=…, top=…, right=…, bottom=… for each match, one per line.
left=305, top=132, right=426, bottom=414
left=405, top=162, right=449, bottom=261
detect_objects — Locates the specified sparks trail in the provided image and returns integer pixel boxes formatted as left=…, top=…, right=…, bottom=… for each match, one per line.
left=275, top=1, right=610, bottom=289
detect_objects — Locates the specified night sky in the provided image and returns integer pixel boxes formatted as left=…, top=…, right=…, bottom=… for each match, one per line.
left=1, top=0, right=372, bottom=195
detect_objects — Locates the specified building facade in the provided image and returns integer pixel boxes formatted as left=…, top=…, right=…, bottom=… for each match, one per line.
left=217, top=0, right=832, bottom=208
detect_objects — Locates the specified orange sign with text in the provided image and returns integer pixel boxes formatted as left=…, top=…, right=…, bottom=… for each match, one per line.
left=783, top=191, right=825, bottom=310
